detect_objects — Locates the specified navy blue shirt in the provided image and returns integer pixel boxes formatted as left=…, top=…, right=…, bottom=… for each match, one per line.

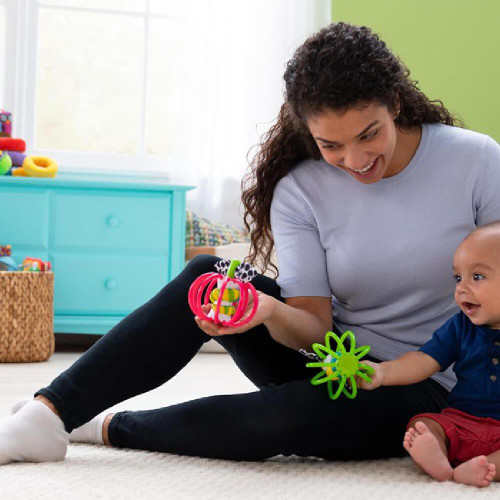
left=419, top=312, right=500, bottom=419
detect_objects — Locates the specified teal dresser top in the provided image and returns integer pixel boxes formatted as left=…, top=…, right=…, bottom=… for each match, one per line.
left=0, top=172, right=195, bottom=192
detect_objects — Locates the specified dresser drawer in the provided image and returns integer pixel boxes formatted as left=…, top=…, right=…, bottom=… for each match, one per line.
left=53, top=253, right=169, bottom=315
left=51, top=190, right=171, bottom=251
left=0, top=187, right=49, bottom=250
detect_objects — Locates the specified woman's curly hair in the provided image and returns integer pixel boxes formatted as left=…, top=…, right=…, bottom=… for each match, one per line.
left=241, top=22, right=462, bottom=276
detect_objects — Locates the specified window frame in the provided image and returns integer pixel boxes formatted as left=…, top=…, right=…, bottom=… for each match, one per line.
left=3, top=0, right=188, bottom=176
left=2, top=0, right=332, bottom=179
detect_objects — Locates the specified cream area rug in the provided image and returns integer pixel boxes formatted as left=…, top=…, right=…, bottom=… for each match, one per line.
left=0, top=352, right=498, bottom=500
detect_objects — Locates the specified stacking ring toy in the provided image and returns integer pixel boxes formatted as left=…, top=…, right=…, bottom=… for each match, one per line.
left=188, top=259, right=259, bottom=327
left=0, top=138, right=25, bottom=152
left=5, top=151, right=26, bottom=166
left=306, top=330, right=374, bottom=400
left=12, top=167, right=28, bottom=176
left=0, top=150, right=12, bottom=175
left=22, top=155, right=58, bottom=178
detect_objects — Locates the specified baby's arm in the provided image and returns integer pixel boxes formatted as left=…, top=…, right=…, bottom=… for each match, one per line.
left=359, top=352, right=441, bottom=390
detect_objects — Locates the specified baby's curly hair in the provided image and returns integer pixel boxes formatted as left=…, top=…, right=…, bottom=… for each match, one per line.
left=241, top=23, right=462, bottom=275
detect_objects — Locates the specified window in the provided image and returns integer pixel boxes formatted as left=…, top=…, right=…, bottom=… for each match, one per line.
left=2, top=0, right=331, bottom=225
left=0, top=2, right=5, bottom=105
left=4, top=0, right=211, bottom=174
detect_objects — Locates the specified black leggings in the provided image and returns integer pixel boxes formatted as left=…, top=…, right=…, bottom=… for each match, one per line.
left=36, top=255, right=448, bottom=461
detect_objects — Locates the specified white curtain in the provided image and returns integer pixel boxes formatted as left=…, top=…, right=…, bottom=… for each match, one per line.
left=170, top=0, right=331, bottom=228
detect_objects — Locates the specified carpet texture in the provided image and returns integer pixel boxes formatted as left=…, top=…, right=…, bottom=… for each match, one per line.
left=1, top=444, right=499, bottom=499
left=1, top=352, right=499, bottom=499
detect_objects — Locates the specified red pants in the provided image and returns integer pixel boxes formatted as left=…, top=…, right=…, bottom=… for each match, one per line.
left=409, top=407, right=500, bottom=466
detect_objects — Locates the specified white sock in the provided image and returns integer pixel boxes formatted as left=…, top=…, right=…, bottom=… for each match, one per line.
left=12, top=399, right=106, bottom=445
left=0, top=400, right=69, bottom=465
left=69, top=413, right=106, bottom=444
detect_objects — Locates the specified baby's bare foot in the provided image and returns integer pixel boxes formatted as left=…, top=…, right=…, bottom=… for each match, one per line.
left=403, top=426, right=418, bottom=450
left=403, top=421, right=453, bottom=481
left=453, top=456, right=496, bottom=487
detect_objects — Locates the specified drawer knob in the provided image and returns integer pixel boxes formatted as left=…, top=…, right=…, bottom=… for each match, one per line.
left=107, top=216, right=120, bottom=228
left=105, top=279, right=117, bottom=290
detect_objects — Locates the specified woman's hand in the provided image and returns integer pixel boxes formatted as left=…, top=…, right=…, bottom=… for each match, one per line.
left=194, top=291, right=277, bottom=336
left=357, top=360, right=384, bottom=390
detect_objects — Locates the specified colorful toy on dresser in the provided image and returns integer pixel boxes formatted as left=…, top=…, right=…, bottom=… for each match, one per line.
left=0, top=109, right=12, bottom=137
left=0, top=109, right=58, bottom=178
left=0, top=244, right=51, bottom=272
left=0, top=244, right=17, bottom=271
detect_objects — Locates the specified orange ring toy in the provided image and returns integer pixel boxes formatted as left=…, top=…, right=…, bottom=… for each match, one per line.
left=12, top=167, right=28, bottom=176
left=22, top=156, right=58, bottom=178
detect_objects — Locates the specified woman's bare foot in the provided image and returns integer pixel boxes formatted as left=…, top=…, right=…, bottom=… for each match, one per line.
left=403, top=421, right=453, bottom=481
left=453, top=456, right=496, bottom=487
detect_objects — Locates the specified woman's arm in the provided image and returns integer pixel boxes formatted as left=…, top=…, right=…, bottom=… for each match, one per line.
left=195, top=293, right=333, bottom=351
left=264, top=296, right=333, bottom=350
left=360, top=351, right=441, bottom=390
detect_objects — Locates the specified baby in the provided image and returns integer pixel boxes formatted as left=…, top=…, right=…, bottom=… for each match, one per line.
left=360, top=222, right=500, bottom=487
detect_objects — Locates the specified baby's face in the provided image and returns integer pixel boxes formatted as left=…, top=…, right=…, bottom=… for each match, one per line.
left=453, top=230, right=500, bottom=329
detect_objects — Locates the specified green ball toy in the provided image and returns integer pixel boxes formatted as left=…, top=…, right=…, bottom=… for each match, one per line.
left=306, top=330, right=374, bottom=400
left=0, top=151, right=12, bottom=175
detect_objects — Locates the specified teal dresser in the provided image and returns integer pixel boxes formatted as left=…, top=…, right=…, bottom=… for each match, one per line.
left=0, top=173, right=193, bottom=335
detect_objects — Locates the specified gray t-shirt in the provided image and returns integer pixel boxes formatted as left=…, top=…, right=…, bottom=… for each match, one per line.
left=270, top=123, right=500, bottom=390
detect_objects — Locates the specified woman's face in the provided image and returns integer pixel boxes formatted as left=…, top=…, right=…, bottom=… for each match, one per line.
left=306, top=102, right=407, bottom=184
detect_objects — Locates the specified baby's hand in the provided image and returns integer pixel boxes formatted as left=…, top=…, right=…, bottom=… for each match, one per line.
left=357, top=360, right=384, bottom=390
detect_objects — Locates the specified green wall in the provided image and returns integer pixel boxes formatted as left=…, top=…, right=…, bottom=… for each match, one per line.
left=331, top=1, right=500, bottom=142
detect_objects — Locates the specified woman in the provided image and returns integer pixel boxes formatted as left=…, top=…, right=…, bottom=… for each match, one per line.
left=2, top=22, right=500, bottom=465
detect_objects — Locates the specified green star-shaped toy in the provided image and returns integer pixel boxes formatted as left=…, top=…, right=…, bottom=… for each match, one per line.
left=306, top=330, right=374, bottom=400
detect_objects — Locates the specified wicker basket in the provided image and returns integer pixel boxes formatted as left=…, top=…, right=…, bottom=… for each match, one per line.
left=0, top=271, right=55, bottom=362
